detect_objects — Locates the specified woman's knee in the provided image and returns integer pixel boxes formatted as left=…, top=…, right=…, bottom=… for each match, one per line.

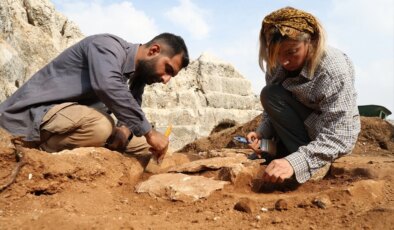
left=260, top=84, right=287, bottom=108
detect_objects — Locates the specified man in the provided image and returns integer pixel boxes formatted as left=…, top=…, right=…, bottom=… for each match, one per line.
left=0, top=33, right=189, bottom=160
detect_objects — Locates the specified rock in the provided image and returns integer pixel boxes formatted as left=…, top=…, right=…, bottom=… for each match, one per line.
left=144, top=152, right=192, bottom=174
left=234, top=198, right=256, bottom=214
left=310, top=163, right=331, bottom=181
left=0, top=0, right=84, bottom=102
left=312, top=195, right=332, bottom=209
left=168, top=155, right=248, bottom=173
left=217, top=164, right=245, bottom=182
left=203, top=149, right=248, bottom=158
left=274, top=199, right=288, bottom=211
left=217, top=159, right=262, bottom=188
left=135, top=173, right=229, bottom=202
left=260, top=207, right=269, bottom=212
left=297, top=201, right=312, bottom=209
left=271, top=217, right=283, bottom=224
left=142, top=52, right=262, bottom=150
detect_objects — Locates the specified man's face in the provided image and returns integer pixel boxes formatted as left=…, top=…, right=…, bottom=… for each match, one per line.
left=134, top=57, right=161, bottom=85
left=135, top=52, right=184, bottom=85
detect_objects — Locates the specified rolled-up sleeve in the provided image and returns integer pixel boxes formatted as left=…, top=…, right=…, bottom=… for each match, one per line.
left=86, top=36, right=151, bottom=136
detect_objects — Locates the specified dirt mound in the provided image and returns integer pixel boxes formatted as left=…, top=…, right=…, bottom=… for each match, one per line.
left=179, top=116, right=394, bottom=155
left=0, top=129, right=143, bottom=197
left=179, top=115, right=262, bottom=153
left=1, top=117, right=393, bottom=229
left=354, top=117, right=394, bottom=155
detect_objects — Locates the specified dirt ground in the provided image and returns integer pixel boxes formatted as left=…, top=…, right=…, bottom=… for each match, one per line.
left=0, top=117, right=393, bottom=230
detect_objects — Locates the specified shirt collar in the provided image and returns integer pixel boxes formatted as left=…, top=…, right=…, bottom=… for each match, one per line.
left=123, top=43, right=140, bottom=75
left=299, top=64, right=313, bottom=80
left=278, top=63, right=313, bottom=81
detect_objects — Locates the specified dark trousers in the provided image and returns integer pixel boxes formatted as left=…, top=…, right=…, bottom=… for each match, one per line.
left=260, top=84, right=312, bottom=160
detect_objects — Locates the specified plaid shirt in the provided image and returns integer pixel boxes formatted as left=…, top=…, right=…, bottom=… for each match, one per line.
left=257, top=46, right=361, bottom=183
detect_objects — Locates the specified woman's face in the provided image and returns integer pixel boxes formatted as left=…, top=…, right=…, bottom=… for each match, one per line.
left=277, top=40, right=309, bottom=71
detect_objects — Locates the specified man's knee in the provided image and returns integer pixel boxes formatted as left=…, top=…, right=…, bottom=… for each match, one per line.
left=85, top=115, right=113, bottom=146
left=41, top=104, right=114, bottom=150
left=125, top=136, right=151, bottom=155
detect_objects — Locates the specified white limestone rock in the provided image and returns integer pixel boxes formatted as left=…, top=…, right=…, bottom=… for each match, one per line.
left=0, top=0, right=84, bottom=101
left=143, top=53, right=262, bottom=150
left=135, top=173, right=229, bottom=202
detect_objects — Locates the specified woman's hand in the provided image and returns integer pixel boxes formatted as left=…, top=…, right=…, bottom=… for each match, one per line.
left=246, top=131, right=262, bottom=154
left=262, top=158, right=294, bottom=183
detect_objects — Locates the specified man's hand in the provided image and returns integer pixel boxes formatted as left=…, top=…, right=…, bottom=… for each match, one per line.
left=145, top=129, right=169, bottom=162
left=247, top=131, right=262, bottom=154
left=263, top=158, right=294, bottom=183
left=106, top=125, right=131, bottom=151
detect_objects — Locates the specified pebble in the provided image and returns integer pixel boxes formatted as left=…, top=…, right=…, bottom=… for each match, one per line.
left=275, top=199, right=288, bottom=211
left=234, top=199, right=255, bottom=214
left=297, top=201, right=311, bottom=208
left=272, top=217, right=283, bottom=224
left=312, top=195, right=332, bottom=209
left=260, top=207, right=269, bottom=212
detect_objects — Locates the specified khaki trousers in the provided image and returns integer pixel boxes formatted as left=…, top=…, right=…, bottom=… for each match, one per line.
left=39, top=103, right=151, bottom=154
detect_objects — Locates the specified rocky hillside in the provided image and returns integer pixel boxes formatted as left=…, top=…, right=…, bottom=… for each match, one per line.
left=0, top=0, right=262, bottom=150
left=143, top=53, right=262, bottom=150
left=0, top=0, right=84, bottom=101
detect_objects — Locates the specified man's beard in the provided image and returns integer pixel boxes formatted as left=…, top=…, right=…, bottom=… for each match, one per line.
left=134, top=58, right=162, bottom=85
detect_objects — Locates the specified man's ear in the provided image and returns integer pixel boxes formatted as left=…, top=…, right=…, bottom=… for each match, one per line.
left=147, top=44, right=161, bottom=57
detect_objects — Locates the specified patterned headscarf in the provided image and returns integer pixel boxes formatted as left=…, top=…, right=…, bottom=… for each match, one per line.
left=262, top=7, right=318, bottom=45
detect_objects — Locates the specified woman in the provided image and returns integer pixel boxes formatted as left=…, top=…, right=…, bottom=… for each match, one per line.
left=247, top=7, right=360, bottom=184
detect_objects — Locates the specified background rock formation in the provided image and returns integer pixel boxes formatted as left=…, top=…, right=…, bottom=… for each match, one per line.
left=143, top=53, right=262, bottom=150
left=0, top=0, right=84, bottom=101
left=0, top=0, right=262, bottom=150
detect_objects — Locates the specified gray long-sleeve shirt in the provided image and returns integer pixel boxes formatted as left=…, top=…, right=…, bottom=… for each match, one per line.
left=0, top=34, right=151, bottom=141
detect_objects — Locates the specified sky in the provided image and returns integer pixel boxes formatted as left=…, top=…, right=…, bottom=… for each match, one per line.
left=52, top=0, right=394, bottom=117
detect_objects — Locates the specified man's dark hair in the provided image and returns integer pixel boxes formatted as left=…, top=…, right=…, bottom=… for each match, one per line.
left=146, top=33, right=189, bottom=68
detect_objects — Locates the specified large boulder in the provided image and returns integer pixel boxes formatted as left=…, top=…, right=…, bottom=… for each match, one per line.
left=142, top=53, right=262, bottom=150
left=0, top=0, right=84, bottom=101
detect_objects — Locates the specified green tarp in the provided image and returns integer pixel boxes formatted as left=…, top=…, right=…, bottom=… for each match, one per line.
left=358, top=105, right=392, bottom=119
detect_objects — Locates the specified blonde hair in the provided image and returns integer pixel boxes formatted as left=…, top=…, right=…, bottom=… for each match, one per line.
left=259, top=13, right=327, bottom=77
